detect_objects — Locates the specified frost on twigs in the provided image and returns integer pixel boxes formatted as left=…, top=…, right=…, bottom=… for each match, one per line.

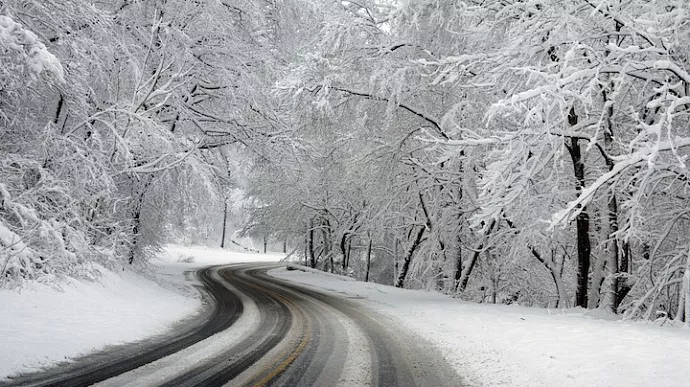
left=0, top=140, right=116, bottom=288
left=0, top=14, right=65, bottom=84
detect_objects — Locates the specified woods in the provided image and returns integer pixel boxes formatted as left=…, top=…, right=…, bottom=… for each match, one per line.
left=0, top=0, right=277, bottom=280
left=2, top=0, right=690, bottom=323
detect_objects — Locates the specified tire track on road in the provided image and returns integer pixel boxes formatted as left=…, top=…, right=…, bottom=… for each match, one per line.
left=5, top=263, right=462, bottom=387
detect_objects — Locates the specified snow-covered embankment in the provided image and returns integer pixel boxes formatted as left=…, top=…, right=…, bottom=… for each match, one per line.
left=270, top=264, right=690, bottom=387
left=0, top=245, right=282, bottom=380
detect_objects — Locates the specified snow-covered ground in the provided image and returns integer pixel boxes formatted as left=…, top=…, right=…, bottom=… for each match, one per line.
left=162, top=244, right=282, bottom=268
left=4, top=245, right=689, bottom=387
left=270, top=264, right=690, bottom=387
left=0, top=245, right=282, bottom=381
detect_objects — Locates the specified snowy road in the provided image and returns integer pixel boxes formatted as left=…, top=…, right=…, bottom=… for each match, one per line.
left=4, top=263, right=459, bottom=386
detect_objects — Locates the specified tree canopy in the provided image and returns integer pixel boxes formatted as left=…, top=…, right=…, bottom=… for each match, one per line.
left=2, top=0, right=690, bottom=324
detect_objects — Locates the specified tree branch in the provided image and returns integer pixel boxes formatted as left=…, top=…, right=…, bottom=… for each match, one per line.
left=330, top=86, right=449, bottom=140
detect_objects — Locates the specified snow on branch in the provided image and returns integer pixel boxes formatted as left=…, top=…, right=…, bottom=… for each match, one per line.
left=0, top=15, right=64, bottom=83
left=551, top=137, right=690, bottom=228
left=115, top=144, right=201, bottom=175
left=418, top=133, right=512, bottom=146
left=329, top=86, right=450, bottom=140
left=653, top=61, right=690, bottom=85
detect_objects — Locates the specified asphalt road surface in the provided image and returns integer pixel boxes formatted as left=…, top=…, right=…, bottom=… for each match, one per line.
left=3, top=263, right=462, bottom=386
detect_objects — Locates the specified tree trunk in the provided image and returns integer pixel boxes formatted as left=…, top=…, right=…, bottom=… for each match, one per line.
left=346, top=239, right=352, bottom=271
left=598, top=48, right=630, bottom=311
left=453, top=234, right=463, bottom=291
left=614, top=243, right=633, bottom=309
left=457, top=245, right=480, bottom=294
left=596, top=127, right=631, bottom=311
left=457, top=219, right=496, bottom=294
left=589, top=248, right=606, bottom=309
left=220, top=201, right=228, bottom=248
left=394, top=225, right=425, bottom=288
left=436, top=239, right=447, bottom=291
left=567, top=107, right=591, bottom=308
left=129, top=202, right=142, bottom=265
left=677, top=247, right=690, bottom=326
left=128, top=175, right=153, bottom=265
left=308, top=218, right=316, bottom=268
left=683, top=272, right=690, bottom=328
left=393, top=236, right=400, bottom=285
left=340, top=232, right=349, bottom=272
left=304, top=236, right=309, bottom=266
left=599, top=273, right=618, bottom=313
left=490, top=252, right=498, bottom=304
left=531, top=247, right=568, bottom=308
left=365, top=235, right=372, bottom=282
left=54, top=93, right=64, bottom=125
left=323, top=219, right=333, bottom=273
left=597, top=191, right=621, bottom=312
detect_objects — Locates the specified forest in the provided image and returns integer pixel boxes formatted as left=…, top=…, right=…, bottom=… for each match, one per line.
left=1, top=0, right=689, bottom=323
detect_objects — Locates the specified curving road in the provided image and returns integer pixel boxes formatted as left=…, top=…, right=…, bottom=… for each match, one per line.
left=3, top=263, right=462, bottom=387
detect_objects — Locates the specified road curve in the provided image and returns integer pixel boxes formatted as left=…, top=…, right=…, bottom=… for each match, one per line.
left=2, top=263, right=462, bottom=387
left=230, top=266, right=462, bottom=386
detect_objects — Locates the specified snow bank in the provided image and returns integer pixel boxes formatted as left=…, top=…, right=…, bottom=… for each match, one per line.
left=159, top=244, right=284, bottom=267
left=0, top=245, right=283, bottom=380
left=0, top=265, right=199, bottom=380
left=270, top=266, right=690, bottom=387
